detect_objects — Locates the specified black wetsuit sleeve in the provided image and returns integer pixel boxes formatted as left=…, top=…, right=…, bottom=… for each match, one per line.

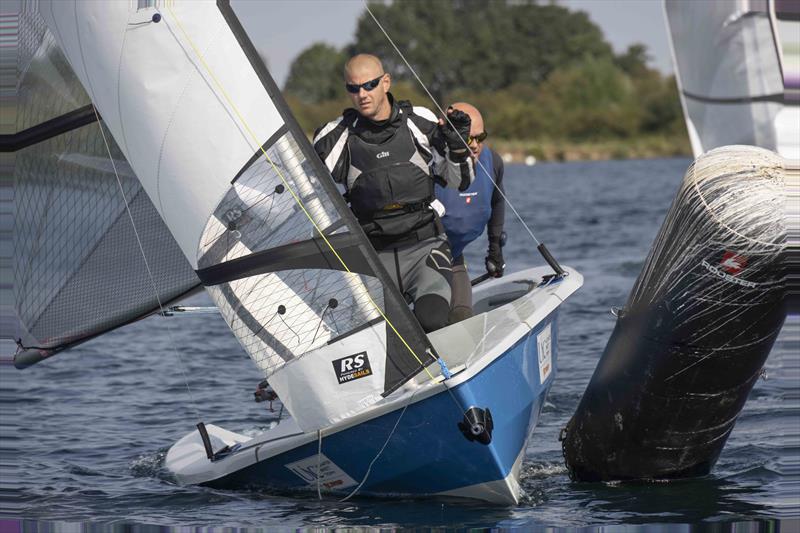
left=312, top=115, right=350, bottom=185
left=488, top=149, right=506, bottom=249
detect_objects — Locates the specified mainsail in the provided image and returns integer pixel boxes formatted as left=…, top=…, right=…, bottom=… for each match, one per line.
left=1, top=1, right=200, bottom=368
left=36, top=0, right=437, bottom=431
left=664, top=0, right=800, bottom=158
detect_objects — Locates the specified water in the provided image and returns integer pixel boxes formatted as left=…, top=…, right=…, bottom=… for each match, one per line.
left=1, top=158, right=797, bottom=529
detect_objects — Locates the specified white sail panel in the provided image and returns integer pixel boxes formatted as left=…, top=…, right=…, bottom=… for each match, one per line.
left=40, top=0, right=282, bottom=264
left=665, top=0, right=786, bottom=157
left=268, top=322, right=390, bottom=431
left=774, top=3, right=800, bottom=158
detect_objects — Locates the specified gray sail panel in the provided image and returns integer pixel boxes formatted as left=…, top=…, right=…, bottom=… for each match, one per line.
left=9, top=120, right=200, bottom=361
left=11, top=2, right=91, bottom=133
left=5, top=2, right=200, bottom=366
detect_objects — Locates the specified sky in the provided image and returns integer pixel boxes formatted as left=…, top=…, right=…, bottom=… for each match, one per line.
left=232, top=0, right=673, bottom=89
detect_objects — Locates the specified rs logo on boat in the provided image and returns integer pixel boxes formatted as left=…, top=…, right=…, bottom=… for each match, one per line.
left=332, top=352, right=372, bottom=384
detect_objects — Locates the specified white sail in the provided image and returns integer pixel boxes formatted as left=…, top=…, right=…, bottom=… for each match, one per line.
left=39, top=0, right=437, bottom=431
left=664, top=0, right=799, bottom=159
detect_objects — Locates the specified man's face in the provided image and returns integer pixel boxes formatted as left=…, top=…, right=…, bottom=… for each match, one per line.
left=345, top=67, right=390, bottom=120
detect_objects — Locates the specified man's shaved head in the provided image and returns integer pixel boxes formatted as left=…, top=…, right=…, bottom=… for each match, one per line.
left=344, top=54, right=392, bottom=121
left=344, top=54, right=384, bottom=80
left=451, top=102, right=486, bottom=158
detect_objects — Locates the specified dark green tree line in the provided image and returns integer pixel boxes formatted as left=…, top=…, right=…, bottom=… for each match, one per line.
left=282, top=0, right=685, bottom=150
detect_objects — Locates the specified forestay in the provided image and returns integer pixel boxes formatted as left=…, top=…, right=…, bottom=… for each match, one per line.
left=2, top=1, right=200, bottom=368
left=664, top=0, right=799, bottom=159
left=39, top=0, right=436, bottom=431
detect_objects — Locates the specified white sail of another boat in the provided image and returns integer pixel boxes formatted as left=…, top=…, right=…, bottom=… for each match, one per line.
left=664, top=0, right=800, bottom=158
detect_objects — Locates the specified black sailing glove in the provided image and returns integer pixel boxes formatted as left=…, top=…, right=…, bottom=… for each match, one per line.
left=440, top=107, right=471, bottom=162
left=486, top=239, right=505, bottom=278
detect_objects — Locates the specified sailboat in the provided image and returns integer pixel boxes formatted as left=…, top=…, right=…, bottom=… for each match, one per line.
left=4, top=1, right=581, bottom=504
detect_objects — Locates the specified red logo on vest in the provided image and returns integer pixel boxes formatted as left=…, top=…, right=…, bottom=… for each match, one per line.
left=720, top=251, right=747, bottom=275
left=466, top=197, right=471, bottom=204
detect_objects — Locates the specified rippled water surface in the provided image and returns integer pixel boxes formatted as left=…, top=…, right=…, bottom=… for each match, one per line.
left=2, top=158, right=797, bottom=529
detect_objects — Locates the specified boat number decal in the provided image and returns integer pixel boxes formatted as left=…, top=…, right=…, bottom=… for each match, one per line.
left=285, top=453, right=357, bottom=489
left=537, top=324, right=552, bottom=384
left=332, top=351, right=372, bottom=384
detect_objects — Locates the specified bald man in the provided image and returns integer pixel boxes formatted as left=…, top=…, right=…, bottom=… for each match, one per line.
left=435, top=102, right=506, bottom=321
left=313, top=54, right=474, bottom=332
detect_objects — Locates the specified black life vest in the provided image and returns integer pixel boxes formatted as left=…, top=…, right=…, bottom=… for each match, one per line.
left=345, top=103, right=436, bottom=243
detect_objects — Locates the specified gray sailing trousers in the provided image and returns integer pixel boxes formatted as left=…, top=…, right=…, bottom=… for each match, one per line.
left=450, top=255, right=473, bottom=322
left=377, top=234, right=454, bottom=332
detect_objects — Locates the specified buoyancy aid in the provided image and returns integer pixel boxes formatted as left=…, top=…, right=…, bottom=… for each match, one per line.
left=345, top=102, right=436, bottom=245
left=435, top=147, right=494, bottom=258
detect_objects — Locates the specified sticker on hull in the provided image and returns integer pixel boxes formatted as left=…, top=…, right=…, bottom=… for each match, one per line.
left=285, top=453, right=357, bottom=490
left=537, top=323, right=552, bottom=384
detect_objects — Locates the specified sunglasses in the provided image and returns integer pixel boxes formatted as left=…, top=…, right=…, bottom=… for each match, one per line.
left=468, top=131, right=488, bottom=144
left=345, top=74, right=385, bottom=94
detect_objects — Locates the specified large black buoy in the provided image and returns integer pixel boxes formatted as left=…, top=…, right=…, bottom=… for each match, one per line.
left=562, top=145, right=793, bottom=482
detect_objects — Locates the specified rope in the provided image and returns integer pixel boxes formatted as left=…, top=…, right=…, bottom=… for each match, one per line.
left=317, top=429, right=323, bottom=500
left=363, top=2, right=542, bottom=247
left=164, top=1, right=438, bottom=380
left=339, top=387, right=418, bottom=502
left=91, top=106, right=202, bottom=421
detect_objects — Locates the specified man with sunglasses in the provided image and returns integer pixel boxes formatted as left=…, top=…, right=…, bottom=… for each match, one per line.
left=312, top=54, right=474, bottom=333
left=435, top=102, right=506, bottom=321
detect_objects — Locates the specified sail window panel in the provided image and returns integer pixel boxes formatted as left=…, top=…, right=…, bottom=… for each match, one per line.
left=197, top=129, right=389, bottom=377
left=14, top=123, right=138, bottom=330
left=207, top=271, right=382, bottom=376
left=10, top=3, right=91, bottom=134
left=9, top=121, right=198, bottom=351
left=198, top=131, right=344, bottom=269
